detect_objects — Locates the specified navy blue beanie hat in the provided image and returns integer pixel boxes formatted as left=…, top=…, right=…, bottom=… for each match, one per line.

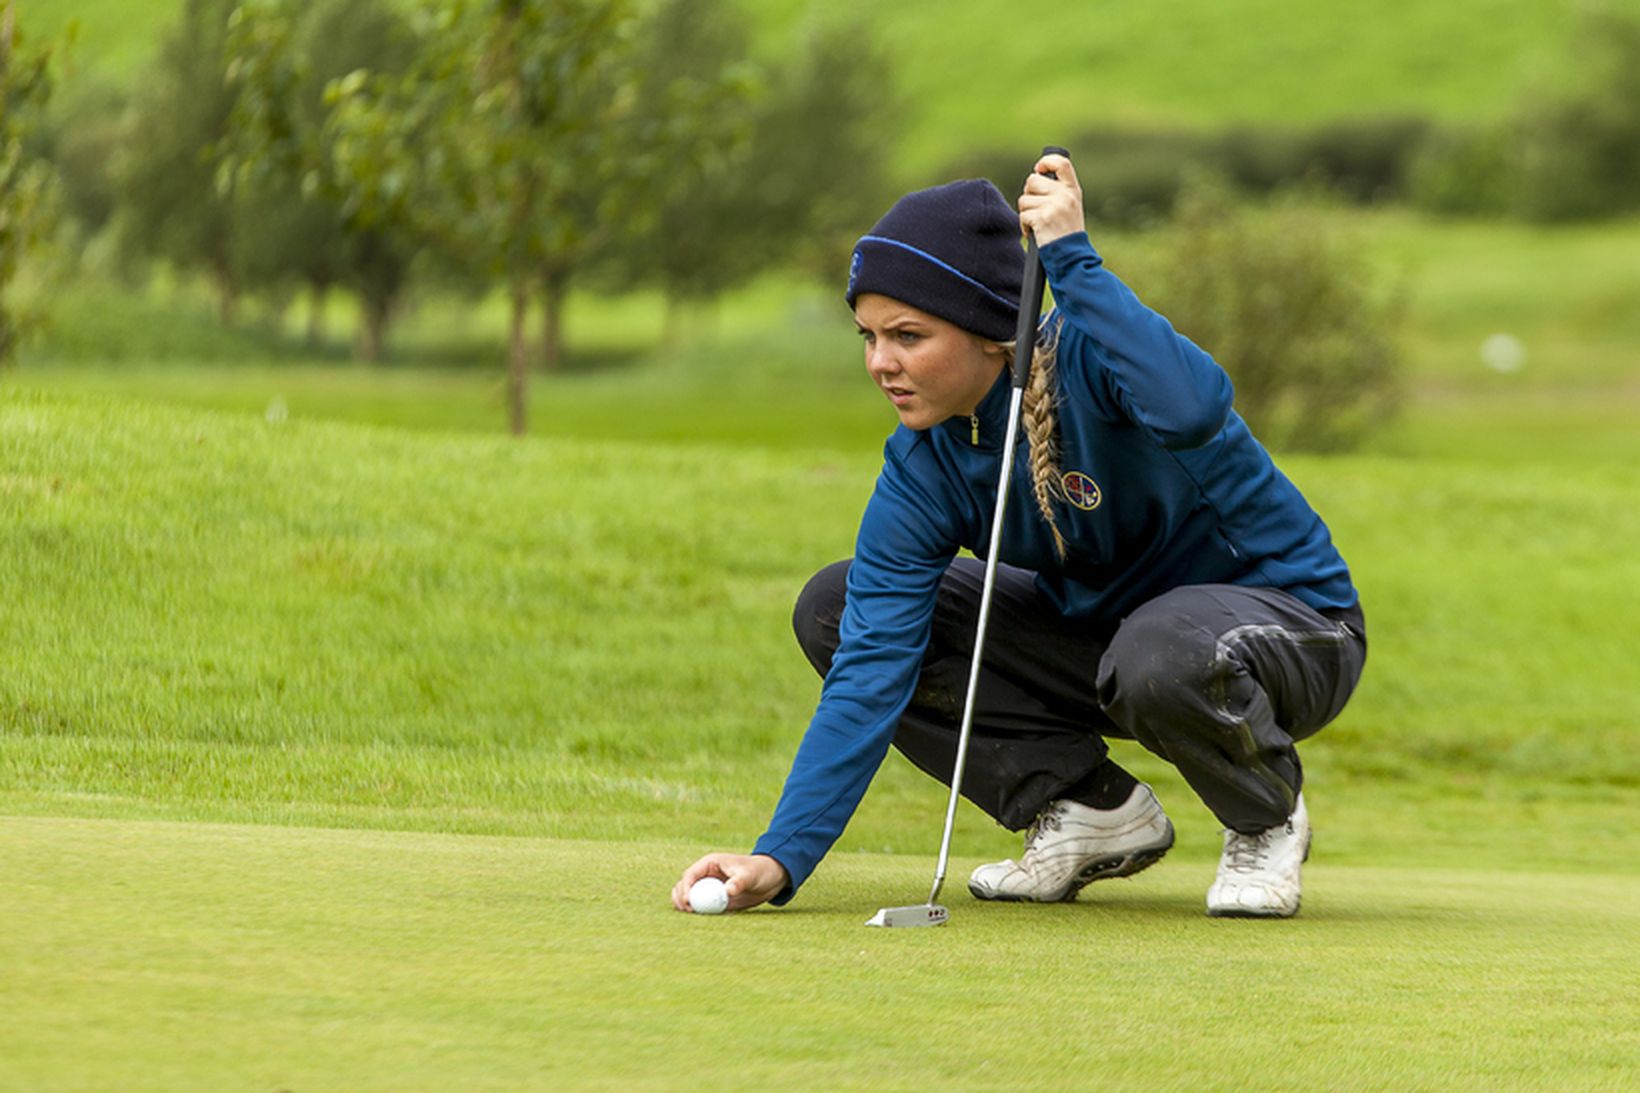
left=845, top=179, right=1024, bottom=342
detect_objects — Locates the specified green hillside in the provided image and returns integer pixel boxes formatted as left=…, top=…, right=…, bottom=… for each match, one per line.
left=757, top=0, right=1624, bottom=173
left=28, top=0, right=1640, bottom=173
left=4, top=392, right=1637, bottom=864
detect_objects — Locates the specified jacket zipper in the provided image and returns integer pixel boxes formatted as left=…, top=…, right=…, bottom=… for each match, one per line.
left=970, top=414, right=979, bottom=445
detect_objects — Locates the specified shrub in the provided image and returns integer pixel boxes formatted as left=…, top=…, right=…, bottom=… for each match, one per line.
left=1407, top=125, right=1514, bottom=216
left=36, top=84, right=127, bottom=234
left=1283, top=114, right=1430, bottom=203
left=1510, top=7, right=1640, bottom=222
left=1214, top=115, right=1428, bottom=204
left=2, top=9, right=61, bottom=367
left=946, top=128, right=1214, bottom=228
left=949, top=114, right=1431, bottom=228
left=1132, top=174, right=1404, bottom=453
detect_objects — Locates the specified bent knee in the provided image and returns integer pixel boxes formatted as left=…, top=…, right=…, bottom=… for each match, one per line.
left=792, top=558, right=851, bottom=673
left=1097, top=603, right=1220, bottom=714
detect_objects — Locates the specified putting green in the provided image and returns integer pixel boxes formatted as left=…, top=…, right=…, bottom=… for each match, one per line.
left=4, top=816, right=1636, bottom=1089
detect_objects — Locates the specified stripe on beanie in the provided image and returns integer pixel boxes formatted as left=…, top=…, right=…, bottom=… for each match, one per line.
left=856, top=235, right=1019, bottom=310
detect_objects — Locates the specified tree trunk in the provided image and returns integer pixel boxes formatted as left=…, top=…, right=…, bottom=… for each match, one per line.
left=507, top=279, right=529, bottom=436
left=306, top=282, right=328, bottom=349
left=216, top=276, right=238, bottom=329
left=539, top=264, right=568, bottom=372
left=355, top=294, right=389, bottom=364
left=210, top=247, right=239, bottom=329
left=1, top=4, right=16, bottom=369
left=1, top=273, right=12, bottom=368
left=263, top=287, right=293, bottom=336
left=697, top=298, right=720, bottom=343
left=662, top=292, right=685, bottom=351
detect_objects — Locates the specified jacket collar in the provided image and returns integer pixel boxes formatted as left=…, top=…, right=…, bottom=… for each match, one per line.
left=938, top=366, right=1013, bottom=450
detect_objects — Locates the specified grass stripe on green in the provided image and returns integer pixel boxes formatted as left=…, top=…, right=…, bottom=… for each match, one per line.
left=4, top=816, right=1638, bottom=1090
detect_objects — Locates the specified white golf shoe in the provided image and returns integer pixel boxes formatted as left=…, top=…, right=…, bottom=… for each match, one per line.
left=968, top=784, right=1174, bottom=902
left=1206, top=794, right=1311, bottom=918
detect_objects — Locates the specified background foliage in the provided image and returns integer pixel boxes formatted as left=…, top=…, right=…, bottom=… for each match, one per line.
left=11, top=0, right=1639, bottom=448
left=0, top=1, right=60, bottom=367
left=1129, top=175, right=1404, bottom=452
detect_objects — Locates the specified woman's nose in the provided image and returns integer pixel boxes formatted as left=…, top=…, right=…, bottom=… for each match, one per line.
left=866, top=342, right=899, bottom=376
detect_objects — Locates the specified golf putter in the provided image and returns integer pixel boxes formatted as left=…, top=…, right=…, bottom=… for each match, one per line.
left=868, top=146, right=1069, bottom=928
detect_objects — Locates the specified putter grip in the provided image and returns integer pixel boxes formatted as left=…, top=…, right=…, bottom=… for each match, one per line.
left=1010, top=145, right=1071, bottom=388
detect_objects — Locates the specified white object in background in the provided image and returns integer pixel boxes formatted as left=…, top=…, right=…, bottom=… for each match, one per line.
left=1481, top=333, right=1527, bottom=374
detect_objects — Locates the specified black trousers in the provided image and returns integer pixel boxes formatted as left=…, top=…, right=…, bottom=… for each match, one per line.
left=793, top=558, right=1367, bottom=835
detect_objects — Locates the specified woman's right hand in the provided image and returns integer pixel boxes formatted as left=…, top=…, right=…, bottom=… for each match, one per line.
left=1018, top=152, right=1084, bottom=247
left=671, top=852, right=788, bottom=913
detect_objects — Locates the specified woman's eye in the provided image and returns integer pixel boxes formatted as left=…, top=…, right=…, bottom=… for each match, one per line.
left=895, top=331, right=921, bottom=344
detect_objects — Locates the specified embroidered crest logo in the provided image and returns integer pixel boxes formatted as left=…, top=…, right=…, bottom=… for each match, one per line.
left=848, top=250, right=862, bottom=296
left=1061, top=470, right=1102, bottom=511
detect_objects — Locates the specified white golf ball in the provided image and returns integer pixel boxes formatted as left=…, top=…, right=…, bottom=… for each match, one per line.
left=1480, top=333, right=1526, bottom=374
left=688, top=876, right=729, bottom=915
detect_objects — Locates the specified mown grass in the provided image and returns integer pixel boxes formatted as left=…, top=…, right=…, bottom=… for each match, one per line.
left=5, top=817, right=1638, bottom=1090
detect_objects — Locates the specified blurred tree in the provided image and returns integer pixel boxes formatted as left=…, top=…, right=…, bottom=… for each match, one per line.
left=955, top=114, right=1430, bottom=229
left=324, top=0, right=742, bottom=433
left=1408, top=7, right=1640, bottom=222
left=590, top=0, right=758, bottom=345
left=520, top=0, right=750, bottom=373
left=1, top=0, right=60, bottom=368
left=37, top=84, right=126, bottom=239
left=1135, top=175, right=1403, bottom=453
left=518, top=0, right=685, bottom=372
left=758, top=16, right=899, bottom=286
left=1511, top=6, right=1640, bottom=222
left=606, top=6, right=892, bottom=343
left=224, top=0, right=423, bottom=359
left=353, top=0, right=636, bottom=431
left=1406, top=126, right=1514, bottom=217
left=117, top=0, right=253, bottom=325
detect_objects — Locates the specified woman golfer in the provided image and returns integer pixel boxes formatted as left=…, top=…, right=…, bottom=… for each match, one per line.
left=672, top=153, right=1366, bottom=918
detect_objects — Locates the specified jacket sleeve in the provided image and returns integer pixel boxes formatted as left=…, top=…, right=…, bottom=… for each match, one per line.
left=752, top=445, right=958, bottom=903
left=1040, top=231, right=1232, bottom=450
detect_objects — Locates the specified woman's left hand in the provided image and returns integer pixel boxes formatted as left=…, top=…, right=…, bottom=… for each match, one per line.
left=1017, top=152, right=1084, bottom=247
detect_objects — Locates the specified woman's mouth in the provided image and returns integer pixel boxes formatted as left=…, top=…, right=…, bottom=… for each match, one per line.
left=884, top=386, right=915, bottom=407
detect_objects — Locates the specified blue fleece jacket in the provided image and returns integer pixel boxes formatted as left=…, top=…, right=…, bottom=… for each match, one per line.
left=751, top=231, right=1356, bottom=902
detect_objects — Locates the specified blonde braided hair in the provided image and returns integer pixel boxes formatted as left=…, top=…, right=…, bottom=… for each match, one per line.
left=999, top=313, right=1069, bottom=559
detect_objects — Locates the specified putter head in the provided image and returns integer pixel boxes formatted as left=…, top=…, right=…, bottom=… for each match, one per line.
left=865, top=903, right=948, bottom=928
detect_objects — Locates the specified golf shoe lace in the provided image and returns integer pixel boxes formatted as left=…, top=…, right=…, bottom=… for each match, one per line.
left=1223, top=829, right=1272, bottom=874
left=1023, top=802, right=1066, bottom=852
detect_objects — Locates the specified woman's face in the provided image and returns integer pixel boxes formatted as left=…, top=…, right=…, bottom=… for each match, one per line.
left=853, top=294, right=1008, bottom=431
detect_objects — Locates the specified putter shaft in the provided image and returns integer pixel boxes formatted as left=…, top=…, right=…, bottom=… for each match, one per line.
left=884, top=147, right=1065, bottom=926
left=927, top=385, right=1026, bottom=906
